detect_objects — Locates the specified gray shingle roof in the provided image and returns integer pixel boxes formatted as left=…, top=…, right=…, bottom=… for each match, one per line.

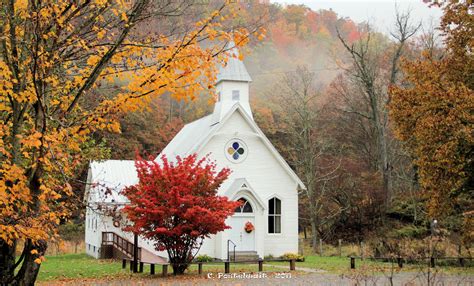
left=216, top=56, right=252, bottom=84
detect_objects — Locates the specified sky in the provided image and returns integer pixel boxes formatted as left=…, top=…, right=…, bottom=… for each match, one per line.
left=271, top=0, right=443, bottom=35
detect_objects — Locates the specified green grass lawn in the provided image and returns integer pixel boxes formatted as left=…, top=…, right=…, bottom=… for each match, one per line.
left=267, top=256, right=379, bottom=273
left=37, top=253, right=473, bottom=282
left=293, top=256, right=385, bottom=272
left=268, top=256, right=474, bottom=275
left=38, top=253, right=127, bottom=281
left=38, top=253, right=284, bottom=282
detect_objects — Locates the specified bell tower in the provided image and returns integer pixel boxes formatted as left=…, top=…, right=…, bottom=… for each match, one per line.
left=211, top=49, right=252, bottom=124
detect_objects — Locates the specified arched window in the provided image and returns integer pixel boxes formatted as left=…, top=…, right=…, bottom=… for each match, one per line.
left=268, top=197, right=281, bottom=234
left=234, top=198, right=253, bottom=213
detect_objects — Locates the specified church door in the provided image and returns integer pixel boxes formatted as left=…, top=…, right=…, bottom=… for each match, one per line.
left=228, top=198, right=255, bottom=251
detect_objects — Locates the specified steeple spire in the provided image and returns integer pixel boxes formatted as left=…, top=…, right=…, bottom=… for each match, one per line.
left=216, top=53, right=252, bottom=84
left=211, top=44, right=252, bottom=124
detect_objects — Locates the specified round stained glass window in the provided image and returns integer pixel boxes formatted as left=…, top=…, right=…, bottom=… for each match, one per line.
left=225, top=139, right=248, bottom=163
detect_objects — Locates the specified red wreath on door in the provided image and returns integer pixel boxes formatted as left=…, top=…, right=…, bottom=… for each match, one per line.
left=244, top=221, right=254, bottom=233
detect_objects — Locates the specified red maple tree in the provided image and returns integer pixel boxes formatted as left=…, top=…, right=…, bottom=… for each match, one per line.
left=121, top=154, right=238, bottom=274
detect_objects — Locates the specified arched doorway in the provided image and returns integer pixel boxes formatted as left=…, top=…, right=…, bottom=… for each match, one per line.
left=228, top=197, right=255, bottom=251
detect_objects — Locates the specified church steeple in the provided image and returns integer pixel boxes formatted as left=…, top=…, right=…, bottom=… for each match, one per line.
left=211, top=47, right=252, bottom=124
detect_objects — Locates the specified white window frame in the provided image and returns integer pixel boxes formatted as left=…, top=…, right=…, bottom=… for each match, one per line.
left=268, top=197, right=282, bottom=234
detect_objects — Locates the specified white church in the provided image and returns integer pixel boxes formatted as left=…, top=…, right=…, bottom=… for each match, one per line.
left=85, top=51, right=305, bottom=262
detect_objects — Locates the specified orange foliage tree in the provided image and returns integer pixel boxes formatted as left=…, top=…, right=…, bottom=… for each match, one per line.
left=0, top=0, right=264, bottom=284
left=389, top=1, right=473, bottom=228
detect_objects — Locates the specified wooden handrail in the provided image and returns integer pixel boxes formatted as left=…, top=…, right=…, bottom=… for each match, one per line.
left=102, top=232, right=142, bottom=259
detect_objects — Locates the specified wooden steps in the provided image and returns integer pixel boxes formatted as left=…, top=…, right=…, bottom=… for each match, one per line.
left=232, top=251, right=259, bottom=261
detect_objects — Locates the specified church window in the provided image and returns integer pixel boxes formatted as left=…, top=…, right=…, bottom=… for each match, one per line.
left=234, top=198, right=253, bottom=213
left=225, top=139, right=247, bottom=162
left=232, top=90, right=240, bottom=101
left=268, top=197, right=281, bottom=234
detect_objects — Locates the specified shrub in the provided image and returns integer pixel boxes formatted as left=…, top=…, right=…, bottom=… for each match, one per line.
left=280, top=252, right=304, bottom=262
left=264, top=254, right=274, bottom=260
left=122, top=155, right=237, bottom=274
left=395, top=225, right=428, bottom=239
left=194, top=254, right=214, bottom=263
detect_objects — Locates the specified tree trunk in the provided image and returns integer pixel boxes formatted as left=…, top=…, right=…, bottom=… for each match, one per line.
left=11, top=239, right=47, bottom=286
left=171, top=263, right=188, bottom=275
left=379, top=125, right=391, bottom=208
left=0, top=239, right=16, bottom=285
left=0, top=239, right=47, bottom=286
left=311, top=219, right=318, bottom=254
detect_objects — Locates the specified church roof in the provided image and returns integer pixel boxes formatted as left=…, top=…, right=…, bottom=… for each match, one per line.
left=158, top=114, right=217, bottom=162
left=216, top=56, right=252, bottom=84
left=87, top=160, right=137, bottom=203
left=157, top=103, right=306, bottom=190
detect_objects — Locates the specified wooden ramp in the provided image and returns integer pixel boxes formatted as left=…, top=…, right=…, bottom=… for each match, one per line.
left=140, top=248, right=167, bottom=264
left=101, top=232, right=167, bottom=264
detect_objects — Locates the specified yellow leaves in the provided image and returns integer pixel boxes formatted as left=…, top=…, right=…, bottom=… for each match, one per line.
left=389, top=54, right=474, bottom=218
left=30, top=249, right=38, bottom=255
left=39, top=7, right=52, bottom=19
left=0, top=60, right=14, bottom=99
left=33, top=255, right=45, bottom=265
left=107, top=121, right=121, bottom=133
left=97, top=30, right=106, bottom=40
left=20, top=132, right=42, bottom=149
left=207, top=28, right=218, bottom=41
left=15, top=0, right=28, bottom=10
left=232, top=28, right=251, bottom=47
left=93, top=0, right=108, bottom=7
left=87, top=55, right=101, bottom=66
left=121, top=12, right=128, bottom=22
left=14, top=88, right=38, bottom=104
left=256, top=27, right=267, bottom=41
left=0, top=226, right=19, bottom=245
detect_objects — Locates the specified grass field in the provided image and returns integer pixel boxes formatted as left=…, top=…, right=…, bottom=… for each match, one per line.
left=37, top=253, right=284, bottom=281
left=37, top=253, right=473, bottom=282
left=272, top=256, right=474, bottom=275
left=38, top=254, right=127, bottom=281
left=268, top=256, right=393, bottom=274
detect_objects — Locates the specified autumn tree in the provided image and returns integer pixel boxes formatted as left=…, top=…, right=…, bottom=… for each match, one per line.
left=335, top=9, right=420, bottom=208
left=389, top=0, right=473, bottom=237
left=273, top=66, right=341, bottom=252
left=122, top=154, right=238, bottom=275
left=0, top=0, right=264, bottom=284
